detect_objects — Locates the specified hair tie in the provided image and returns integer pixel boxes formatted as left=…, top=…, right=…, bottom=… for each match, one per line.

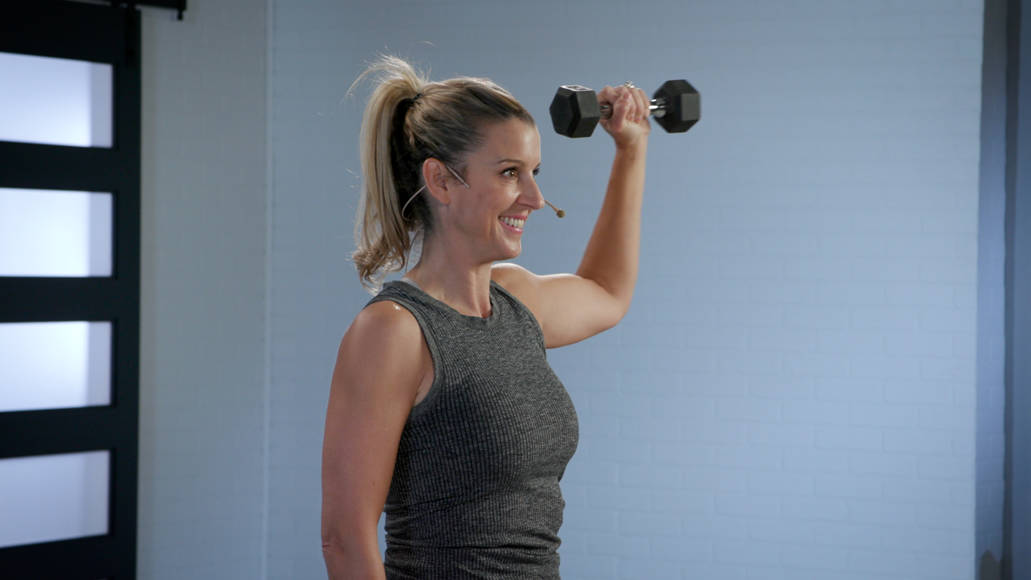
left=396, top=92, right=421, bottom=120
left=395, top=96, right=417, bottom=122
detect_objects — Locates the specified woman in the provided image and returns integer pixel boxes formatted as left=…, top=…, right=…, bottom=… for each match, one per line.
left=321, top=56, right=649, bottom=579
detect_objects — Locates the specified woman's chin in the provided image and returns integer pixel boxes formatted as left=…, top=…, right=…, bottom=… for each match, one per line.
left=495, top=245, right=521, bottom=262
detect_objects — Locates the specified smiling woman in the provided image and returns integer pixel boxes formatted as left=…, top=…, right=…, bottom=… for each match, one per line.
left=321, top=56, right=650, bottom=579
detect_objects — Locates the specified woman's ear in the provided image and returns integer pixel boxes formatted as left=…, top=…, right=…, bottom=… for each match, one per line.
left=421, top=158, right=452, bottom=205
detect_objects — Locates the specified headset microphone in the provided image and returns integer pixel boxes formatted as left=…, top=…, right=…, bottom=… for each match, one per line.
left=544, top=199, right=565, bottom=218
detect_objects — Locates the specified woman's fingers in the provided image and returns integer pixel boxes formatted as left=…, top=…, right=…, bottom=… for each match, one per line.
left=597, top=86, right=617, bottom=128
left=597, top=84, right=652, bottom=146
left=634, top=87, right=649, bottom=122
left=598, top=86, right=632, bottom=128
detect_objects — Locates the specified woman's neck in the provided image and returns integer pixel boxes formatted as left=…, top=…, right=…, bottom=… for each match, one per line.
left=404, top=235, right=493, bottom=318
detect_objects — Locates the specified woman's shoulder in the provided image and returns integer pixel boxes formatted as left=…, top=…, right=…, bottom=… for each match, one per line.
left=491, top=262, right=548, bottom=318
left=490, top=262, right=536, bottom=305
left=366, top=280, right=412, bottom=302
left=490, top=264, right=547, bottom=346
left=344, top=297, right=424, bottom=363
left=327, top=298, right=427, bottom=437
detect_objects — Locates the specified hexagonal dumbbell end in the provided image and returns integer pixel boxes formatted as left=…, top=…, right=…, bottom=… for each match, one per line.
left=653, top=79, right=700, bottom=133
left=549, top=85, right=602, bottom=138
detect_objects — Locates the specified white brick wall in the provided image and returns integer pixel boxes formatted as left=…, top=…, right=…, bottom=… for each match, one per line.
left=263, top=0, right=983, bottom=578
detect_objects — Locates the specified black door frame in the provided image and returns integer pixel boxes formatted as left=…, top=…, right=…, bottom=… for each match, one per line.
left=0, top=2, right=140, bottom=578
left=1004, top=1, right=1030, bottom=578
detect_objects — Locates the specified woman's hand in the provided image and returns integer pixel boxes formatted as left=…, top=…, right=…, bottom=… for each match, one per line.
left=597, top=83, right=652, bottom=150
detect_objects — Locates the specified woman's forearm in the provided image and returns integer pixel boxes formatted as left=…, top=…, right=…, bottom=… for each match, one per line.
left=576, top=141, right=648, bottom=312
left=323, top=539, right=386, bottom=580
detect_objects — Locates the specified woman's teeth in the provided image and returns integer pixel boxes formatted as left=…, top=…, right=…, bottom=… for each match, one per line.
left=500, top=217, right=525, bottom=229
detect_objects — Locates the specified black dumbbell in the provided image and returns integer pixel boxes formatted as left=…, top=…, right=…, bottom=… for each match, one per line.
left=549, top=80, right=700, bottom=138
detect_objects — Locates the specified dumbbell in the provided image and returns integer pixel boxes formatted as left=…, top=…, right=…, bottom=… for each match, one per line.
left=549, top=80, right=700, bottom=138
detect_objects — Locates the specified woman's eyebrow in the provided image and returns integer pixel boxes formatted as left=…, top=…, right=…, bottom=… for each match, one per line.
left=494, top=158, right=541, bottom=168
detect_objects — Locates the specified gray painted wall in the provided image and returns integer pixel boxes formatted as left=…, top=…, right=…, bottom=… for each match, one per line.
left=139, top=2, right=267, bottom=578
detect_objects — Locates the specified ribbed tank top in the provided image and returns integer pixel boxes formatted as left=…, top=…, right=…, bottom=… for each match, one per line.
left=367, top=279, right=579, bottom=579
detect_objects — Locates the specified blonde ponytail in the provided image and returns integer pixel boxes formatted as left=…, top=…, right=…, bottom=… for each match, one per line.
left=351, top=56, right=426, bottom=292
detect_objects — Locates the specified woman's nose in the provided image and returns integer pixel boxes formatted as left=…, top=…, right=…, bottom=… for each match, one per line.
left=523, top=177, right=545, bottom=210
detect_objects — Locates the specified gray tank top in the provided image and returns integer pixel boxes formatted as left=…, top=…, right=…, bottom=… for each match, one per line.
left=367, top=279, right=579, bottom=579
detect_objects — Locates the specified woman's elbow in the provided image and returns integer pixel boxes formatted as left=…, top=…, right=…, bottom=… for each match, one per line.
left=321, top=530, right=384, bottom=580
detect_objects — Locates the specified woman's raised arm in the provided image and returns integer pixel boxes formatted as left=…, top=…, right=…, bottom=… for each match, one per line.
left=491, top=84, right=651, bottom=348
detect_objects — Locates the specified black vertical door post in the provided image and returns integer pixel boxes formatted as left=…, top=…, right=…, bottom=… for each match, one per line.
left=0, top=2, right=141, bottom=579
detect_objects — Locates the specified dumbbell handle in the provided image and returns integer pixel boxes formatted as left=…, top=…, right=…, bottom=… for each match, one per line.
left=599, top=98, right=667, bottom=119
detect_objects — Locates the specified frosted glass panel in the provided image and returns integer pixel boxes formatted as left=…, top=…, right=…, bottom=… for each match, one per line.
left=0, top=322, right=111, bottom=412
left=0, top=52, right=112, bottom=147
left=0, top=188, right=113, bottom=277
left=0, top=451, right=109, bottom=548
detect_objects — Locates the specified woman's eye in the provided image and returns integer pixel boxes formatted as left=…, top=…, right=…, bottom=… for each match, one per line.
left=501, top=167, right=540, bottom=179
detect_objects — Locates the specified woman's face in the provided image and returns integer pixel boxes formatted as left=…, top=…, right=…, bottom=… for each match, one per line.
left=449, top=118, right=544, bottom=262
